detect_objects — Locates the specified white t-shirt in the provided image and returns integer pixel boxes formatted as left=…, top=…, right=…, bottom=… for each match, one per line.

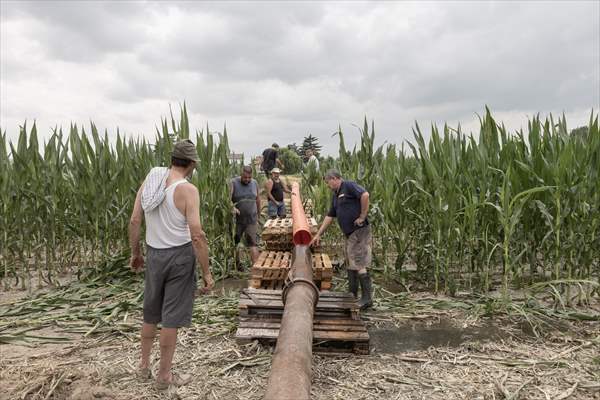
left=307, top=155, right=320, bottom=170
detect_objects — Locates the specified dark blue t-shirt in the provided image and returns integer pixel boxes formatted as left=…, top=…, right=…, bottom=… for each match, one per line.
left=262, top=148, right=278, bottom=171
left=327, top=180, right=369, bottom=237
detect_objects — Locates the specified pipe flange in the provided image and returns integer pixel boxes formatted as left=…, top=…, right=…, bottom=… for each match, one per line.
left=282, top=276, right=320, bottom=308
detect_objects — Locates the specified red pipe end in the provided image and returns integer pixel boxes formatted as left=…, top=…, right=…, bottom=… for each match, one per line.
left=293, top=230, right=312, bottom=246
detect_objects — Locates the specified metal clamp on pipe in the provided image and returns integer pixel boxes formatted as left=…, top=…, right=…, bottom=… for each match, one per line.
left=282, top=274, right=320, bottom=307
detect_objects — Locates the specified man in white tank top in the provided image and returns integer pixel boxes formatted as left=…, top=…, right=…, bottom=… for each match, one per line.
left=128, top=139, right=213, bottom=389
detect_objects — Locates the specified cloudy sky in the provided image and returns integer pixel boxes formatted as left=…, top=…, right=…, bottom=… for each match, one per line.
left=1, top=1, right=599, bottom=156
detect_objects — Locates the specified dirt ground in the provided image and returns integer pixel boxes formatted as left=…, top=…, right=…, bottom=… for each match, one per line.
left=1, top=276, right=599, bottom=400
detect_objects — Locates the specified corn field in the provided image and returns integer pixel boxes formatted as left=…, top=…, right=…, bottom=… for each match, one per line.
left=1, top=107, right=599, bottom=299
left=305, top=109, right=599, bottom=297
left=0, top=106, right=239, bottom=289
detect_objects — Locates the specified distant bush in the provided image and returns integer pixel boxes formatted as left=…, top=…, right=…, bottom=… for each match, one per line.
left=278, top=147, right=303, bottom=174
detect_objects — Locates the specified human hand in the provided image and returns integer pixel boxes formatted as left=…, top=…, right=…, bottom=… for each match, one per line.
left=196, top=272, right=214, bottom=296
left=232, top=207, right=240, bottom=216
left=203, top=272, right=215, bottom=291
left=129, top=254, right=144, bottom=273
left=310, top=234, right=321, bottom=247
left=354, top=217, right=365, bottom=227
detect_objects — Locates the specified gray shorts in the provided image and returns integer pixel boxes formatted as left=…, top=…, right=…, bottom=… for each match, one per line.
left=345, top=225, right=372, bottom=271
left=144, top=242, right=197, bottom=328
left=235, top=222, right=259, bottom=247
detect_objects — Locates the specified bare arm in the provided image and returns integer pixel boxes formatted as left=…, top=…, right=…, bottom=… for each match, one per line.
left=356, top=192, right=370, bottom=223
left=276, top=158, right=284, bottom=168
left=185, top=185, right=213, bottom=289
left=255, top=183, right=261, bottom=216
left=282, top=178, right=292, bottom=194
left=310, top=215, right=334, bottom=246
left=230, top=181, right=240, bottom=215
left=128, top=185, right=144, bottom=271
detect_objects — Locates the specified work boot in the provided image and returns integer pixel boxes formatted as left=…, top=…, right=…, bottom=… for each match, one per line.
left=347, top=270, right=359, bottom=298
left=357, top=272, right=373, bottom=310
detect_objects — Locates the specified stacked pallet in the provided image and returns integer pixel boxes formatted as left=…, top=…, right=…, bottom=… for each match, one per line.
left=283, top=198, right=313, bottom=217
left=249, top=251, right=333, bottom=290
left=261, top=217, right=318, bottom=251
left=236, top=288, right=369, bottom=354
left=313, top=253, right=333, bottom=290
left=249, top=251, right=291, bottom=290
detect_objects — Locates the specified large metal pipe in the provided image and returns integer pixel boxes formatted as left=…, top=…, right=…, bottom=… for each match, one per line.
left=264, top=185, right=318, bottom=400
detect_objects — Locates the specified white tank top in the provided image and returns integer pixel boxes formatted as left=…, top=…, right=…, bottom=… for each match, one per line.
left=145, top=179, right=192, bottom=249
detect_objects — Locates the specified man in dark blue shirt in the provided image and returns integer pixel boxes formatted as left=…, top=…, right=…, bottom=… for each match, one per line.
left=310, top=170, right=373, bottom=309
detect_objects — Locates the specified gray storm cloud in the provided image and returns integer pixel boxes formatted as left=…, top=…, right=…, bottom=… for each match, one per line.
left=1, top=1, right=598, bottom=156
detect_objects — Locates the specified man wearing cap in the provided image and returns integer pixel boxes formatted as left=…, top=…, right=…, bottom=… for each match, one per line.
left=128, top=139, right=214, bottom=389
left=310, top=170, right=373, bottom=309
left=261, top=143, right=285, bottom=178
left=230, top=165, right=261, bottom=268
left=265, top=167, right=291, bottom=219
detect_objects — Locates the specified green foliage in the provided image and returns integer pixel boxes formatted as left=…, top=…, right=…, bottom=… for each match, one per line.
left=0, top=106, right=238, bottom=288
left=309, top=111, right=600, bottom=296
left=278, top=147, right=302, bottom=174
left=570, top=125, right=588, bottom=139
left=299, top=134, right=322, bottom=159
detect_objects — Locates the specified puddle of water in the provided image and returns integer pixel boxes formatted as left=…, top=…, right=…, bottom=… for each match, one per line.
left=369, top=318, right=505, bottom=353
left=213, top=278, right=248, bottom=295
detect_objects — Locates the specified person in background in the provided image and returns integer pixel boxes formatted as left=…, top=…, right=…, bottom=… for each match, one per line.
left=305, top=148, right=320, bottom=171
left=261, top=143, right=285, bottom=178
left=230, top=165, right=261, bottom=269
left=310, top=169, right=373, bottom=309
left=128, top=139, right=213, bottom=390
left=265, top=167, right=291, bottom=219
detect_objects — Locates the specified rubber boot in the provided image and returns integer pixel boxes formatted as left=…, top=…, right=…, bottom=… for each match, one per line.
left=357, top=272, right=373, bottom=310
left=347, top=270, right=359, bottom=298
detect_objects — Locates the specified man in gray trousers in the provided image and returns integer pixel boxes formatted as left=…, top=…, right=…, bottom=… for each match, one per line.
left=310, top=170, right=373, bottom=309
left=128, top=140, right=213, bottom=389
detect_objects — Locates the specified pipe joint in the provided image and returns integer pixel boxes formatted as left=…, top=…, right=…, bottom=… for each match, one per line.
left=282, top=276, right=320, bottom=307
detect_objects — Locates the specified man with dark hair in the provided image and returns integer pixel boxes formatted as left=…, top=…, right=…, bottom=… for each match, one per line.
left=310, top=169, right=373, bottom=309
left=230, top=165, right=261, bottom=268
left=129, top=139, right=213, bottom=389
left=261, top=143, right=285, bottom=178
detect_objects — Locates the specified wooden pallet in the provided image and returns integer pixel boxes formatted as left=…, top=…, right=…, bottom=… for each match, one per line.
left=249, top=251, right=291, bottom=290
left=283, top=198, right=313, bottom=217
left=313, top=253, right=333, bottom=290
left=261, top=217, right=318, bottom=251
left=236, top=288, right=368, bottom=354
left=248, top=252, right=333, bottom=290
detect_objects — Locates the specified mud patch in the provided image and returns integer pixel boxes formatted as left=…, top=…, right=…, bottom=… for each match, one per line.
left=213, top=278, right=248, bottom=295
left=369, top=318, right=507, bottom=353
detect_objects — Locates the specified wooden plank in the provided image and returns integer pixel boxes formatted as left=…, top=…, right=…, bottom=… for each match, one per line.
left=239, top=293, right=356, bottom=304
left=239, top=293, right=356, bottom=305
left=238, top=317, right=365, bottom=326
left=235, top=328, right=369, bottom=342
left=239, top=309, right=354, bottom=319
left=238, top=321, right=367, bottom=332
left=243, top=288, right=352, bottom=298
left=239, top=298, right=358, bottom=310
left=248, top=279, right=261, bottom=289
